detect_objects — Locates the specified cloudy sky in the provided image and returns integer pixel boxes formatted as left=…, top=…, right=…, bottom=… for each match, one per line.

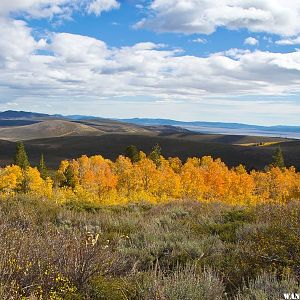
left=0, top=0, right=300, bottom=125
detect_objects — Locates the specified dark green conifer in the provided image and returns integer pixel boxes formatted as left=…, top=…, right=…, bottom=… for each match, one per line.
left=125, top=145, right=141, bottom=163
left=14, top=142, right=30, bottom=169
left=149, top=143, right=162, bottom=167
left=64, top=165, right=76, bottom=188
left=272, top=147, right=285, bottom=168
left=38, top=153, right=48, bottom=179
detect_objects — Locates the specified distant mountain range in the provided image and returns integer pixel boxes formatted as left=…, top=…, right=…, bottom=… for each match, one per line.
left=121, top=118, right=300, bottom=138
left=0, top=110, right=51, bottom=119
left=119, top=118, right=300, bottom=131
left=0, top=110, right=64, bottom=120
left=0, top=110, right=299, bottom=139
left=119, top=118, right=300, bottom=138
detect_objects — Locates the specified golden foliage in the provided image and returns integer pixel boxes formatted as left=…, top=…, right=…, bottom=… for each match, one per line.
left=0, top=165, right=23, bottom=194
left=1, top=154, right=300, bottom=205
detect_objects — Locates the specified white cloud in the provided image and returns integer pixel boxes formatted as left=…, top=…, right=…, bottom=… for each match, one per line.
left=87, top=0, right=120, bottom=16
left=49, top=33, right=109, bottom=63
left=136, top=0, right=300, bottom=36
left=0, top=18, right=38, bottom=62
left=192, top=38, right=207, bottom=44
left=0, top=0, right=299, bottom=124
left=0, top=14, right=299, bottom=124
left=214, top=48, right=250, bottom=58
left=0, top=0, right=74, bottom=18
left=276, top=36, right=300, bottom=45
left=0, top=0, right=120, bottom=18
left=0, top=25, right=300, bottom=104
left=244, top=37, right=259, bottom=46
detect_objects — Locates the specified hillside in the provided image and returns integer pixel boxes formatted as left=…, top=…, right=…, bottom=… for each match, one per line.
left=0, top=110, right=298, bottom=170
left=0, top=120, right=101, bottom=141
left=74, top=119, right=179, bottom=134
left=0, top=111, right=189, bottom=141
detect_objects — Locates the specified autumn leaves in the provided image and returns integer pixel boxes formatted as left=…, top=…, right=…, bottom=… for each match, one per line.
left=0, top=150, right=299, bottom=204
left=55, top=154, right=300, bottom=205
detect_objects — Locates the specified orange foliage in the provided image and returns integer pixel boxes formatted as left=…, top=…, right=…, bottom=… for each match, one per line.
left=2, top=153, right=300, bottom=205
left=252, top=166, right=300, bottom=202
left=58, top=155, right=117, bottom=200
left=181, top=157, right=206, bottom=200
left=55, top=154, right=300, bottom=205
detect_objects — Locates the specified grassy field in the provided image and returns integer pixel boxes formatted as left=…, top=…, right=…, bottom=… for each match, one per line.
left=1, top=196, right=300, bottom=299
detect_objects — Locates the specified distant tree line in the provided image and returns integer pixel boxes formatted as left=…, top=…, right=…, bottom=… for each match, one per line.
left=13, top=141, right=286, bottom=174
left=125, top=143, right=286, bottom=169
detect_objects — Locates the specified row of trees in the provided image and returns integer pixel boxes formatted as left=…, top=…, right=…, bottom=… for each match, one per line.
left=12, top=142, right=287, bottom=173
left=2, top=142, right=298, bottom=205
left=126, top=144, right=286, bottom=169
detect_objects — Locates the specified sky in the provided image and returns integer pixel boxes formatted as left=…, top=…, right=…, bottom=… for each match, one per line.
left=0, top=0, right=300, bottom=125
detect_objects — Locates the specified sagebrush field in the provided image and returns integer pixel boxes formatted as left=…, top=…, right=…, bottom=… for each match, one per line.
left=0, top=143, right=300, bottom=299
left=2, top=197, right=300, bottom=299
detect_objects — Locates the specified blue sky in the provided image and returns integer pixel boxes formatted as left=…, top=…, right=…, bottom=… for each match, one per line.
left=0, top=0, right=300, bottom=125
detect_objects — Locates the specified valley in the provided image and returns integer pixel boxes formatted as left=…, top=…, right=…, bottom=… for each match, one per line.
left=0, top=110, right=298, bottom=170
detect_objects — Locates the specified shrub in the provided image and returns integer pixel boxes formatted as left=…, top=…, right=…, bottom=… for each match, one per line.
left=135, top=265, right=225, bottom=300
left=236, top=272, right=300, bottom=300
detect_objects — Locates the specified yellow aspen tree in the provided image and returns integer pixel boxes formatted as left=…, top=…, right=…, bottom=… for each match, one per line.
left=200, top=157, right=229, bottom=201
left=23, top=167, right=46, bottom=195
left=181, top=158, right=206, bottom=200
left=0, top=165, right=23, bottom=194
left=268, top=167, right=299, bottom=202
left=89, top=155, right=117, bottom=195
left=228, top=165, right=255, bottom=204
left=251, top=170, right=271, bottom=202
left=135, top=157, right=159, bottom=193
left=168, top=157, right=182, bottom=173
left=156, top=157, right=182, bottom=200
left=114, top=155, right=135, bottom=196
left=44, top=176, right=54, bottom=198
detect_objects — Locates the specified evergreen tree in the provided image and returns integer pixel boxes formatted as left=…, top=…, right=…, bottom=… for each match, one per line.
left=125, top=145, right=141, bottom=163
left=272, top=147, right=285, bottom=168
left=38, top=153, right=48, bottom=179
left=14, top=142, right=30, bottom=169
left=149, top=143, right=162, bottom=167
left=63, top=165, right=76, bottom=188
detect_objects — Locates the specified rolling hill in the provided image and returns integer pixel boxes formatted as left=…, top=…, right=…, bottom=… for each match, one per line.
left=0, top=120, right=101, bottom=141
left=0, top=110, right=299, bottom=170
left=0, top=111, right=190, bottom=141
